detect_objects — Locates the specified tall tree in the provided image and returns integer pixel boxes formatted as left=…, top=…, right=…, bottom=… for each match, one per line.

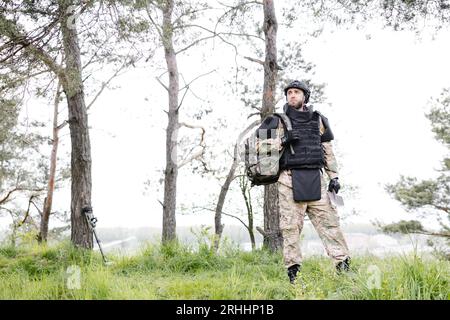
left=160, top=0, right=179, bottom=244
left=139, top=0, right=231, bottom=244
left=0, top=1, right=94, bottom=248
left=259, top=0, right=282, bottom=251
left=213, top=119, right=260, bottom=251
left=37, top=81, right=63, bottom=243
left=56, top=0, right=93, bottom=248
left=1, top=1, right=139, bottom=245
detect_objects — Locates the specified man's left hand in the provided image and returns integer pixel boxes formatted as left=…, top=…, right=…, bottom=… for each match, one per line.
left=328, top=177, right=340, bottom=194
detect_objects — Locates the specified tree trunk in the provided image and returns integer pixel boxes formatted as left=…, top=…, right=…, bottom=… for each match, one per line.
left=261, top=0, right=282, bottom=251
left=38, top=82, right=62, bottom=243
left=249, top=226, right=256, bottom=251
left=60, top=1, right=93, bottom=249
left=263, top=185, right=282, bottom=250
left=213, top=144, right=239, bottom=252
left=245, top=185, right=256, bottom=251
left=213, top=120, right=260, bottom=252
left=162, top=0, right=179, bottom=244
left=235, top=174, right=257, bottom=251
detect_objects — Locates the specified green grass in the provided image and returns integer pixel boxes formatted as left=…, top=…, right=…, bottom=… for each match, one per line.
left=0, top=241, right=448, bottom=299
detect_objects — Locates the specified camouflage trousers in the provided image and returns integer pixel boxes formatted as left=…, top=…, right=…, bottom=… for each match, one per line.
left=278, top=170, right=350, bottom=268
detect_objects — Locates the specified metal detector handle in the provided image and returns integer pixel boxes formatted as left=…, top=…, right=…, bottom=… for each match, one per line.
left=81, top=206, right=108, bottom=264
left=82, top=206, right=97, bottom=230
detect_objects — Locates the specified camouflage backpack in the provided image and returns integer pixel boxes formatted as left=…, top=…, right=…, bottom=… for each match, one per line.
left=244, top=113, right=292, bottom=186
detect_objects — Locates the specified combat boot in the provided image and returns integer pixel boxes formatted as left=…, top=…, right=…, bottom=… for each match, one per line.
left=287, top=264, right=301, bottom=284
left=336, top=257, right=351, bottom=274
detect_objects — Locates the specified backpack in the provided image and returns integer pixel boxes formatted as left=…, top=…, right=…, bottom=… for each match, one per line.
left=244, top=113, right=292, bottom=186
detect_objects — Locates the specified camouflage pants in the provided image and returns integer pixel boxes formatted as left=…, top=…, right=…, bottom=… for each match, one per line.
left=278, top=170, right=350, bottom=268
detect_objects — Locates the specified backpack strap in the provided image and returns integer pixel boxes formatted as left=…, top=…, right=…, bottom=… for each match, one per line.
left=273, top=112, right=295, bottom=155
left=273, top=113, right=292, bottom=132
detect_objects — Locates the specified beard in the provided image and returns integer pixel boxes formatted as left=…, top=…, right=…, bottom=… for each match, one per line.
left=288, top=100, right=304, bottom=110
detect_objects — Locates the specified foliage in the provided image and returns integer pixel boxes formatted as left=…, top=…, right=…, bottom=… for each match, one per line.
left=382, top=220, right=425, bottom=234
left=0, top=84, right=49, bottom=244
left=300, top=0, right=450, bottom=32
left=385, top=88, right=450, bottom=258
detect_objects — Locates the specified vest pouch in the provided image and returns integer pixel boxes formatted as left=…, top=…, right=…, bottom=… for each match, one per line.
left=291, top=169, right=321, bottom=201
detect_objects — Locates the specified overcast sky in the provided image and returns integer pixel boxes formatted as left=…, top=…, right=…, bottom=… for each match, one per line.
left=2, top=11, right=449, bottom=233
left=86, top=24, right=449, bottom=230
left=302, top=25, right=449, bottom=228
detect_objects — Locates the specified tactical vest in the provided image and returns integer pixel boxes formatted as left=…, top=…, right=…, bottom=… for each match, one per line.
left=280, top=107, right=325, bottom=170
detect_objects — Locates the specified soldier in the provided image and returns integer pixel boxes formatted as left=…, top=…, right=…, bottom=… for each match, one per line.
left=258, top=80, right=351, bottom=284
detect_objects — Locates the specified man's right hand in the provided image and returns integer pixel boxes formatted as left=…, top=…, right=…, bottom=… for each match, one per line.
left=281, top=131, right=300, bottom=146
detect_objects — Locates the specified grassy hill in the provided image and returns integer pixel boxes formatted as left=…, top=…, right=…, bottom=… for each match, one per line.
left=0, top=241, right=448, bottom=300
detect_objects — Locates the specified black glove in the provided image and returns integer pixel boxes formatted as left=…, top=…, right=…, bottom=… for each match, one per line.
left=281, top=131, right=300, bottom=146
left=328, top=177, right=340, bottom=194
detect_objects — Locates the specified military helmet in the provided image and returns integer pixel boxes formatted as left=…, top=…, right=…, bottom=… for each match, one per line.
left=284, top=80, right=310, bottom=104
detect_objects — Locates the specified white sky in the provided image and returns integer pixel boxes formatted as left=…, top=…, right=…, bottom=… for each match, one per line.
left=89, top=24, right=449, bottom=230
left=2, top=12, right=449, bottom=233
left=302, top=26, right=449, bottom=228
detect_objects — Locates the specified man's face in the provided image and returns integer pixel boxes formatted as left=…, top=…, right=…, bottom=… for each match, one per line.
left=287, top=88, right=305, bottom=109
